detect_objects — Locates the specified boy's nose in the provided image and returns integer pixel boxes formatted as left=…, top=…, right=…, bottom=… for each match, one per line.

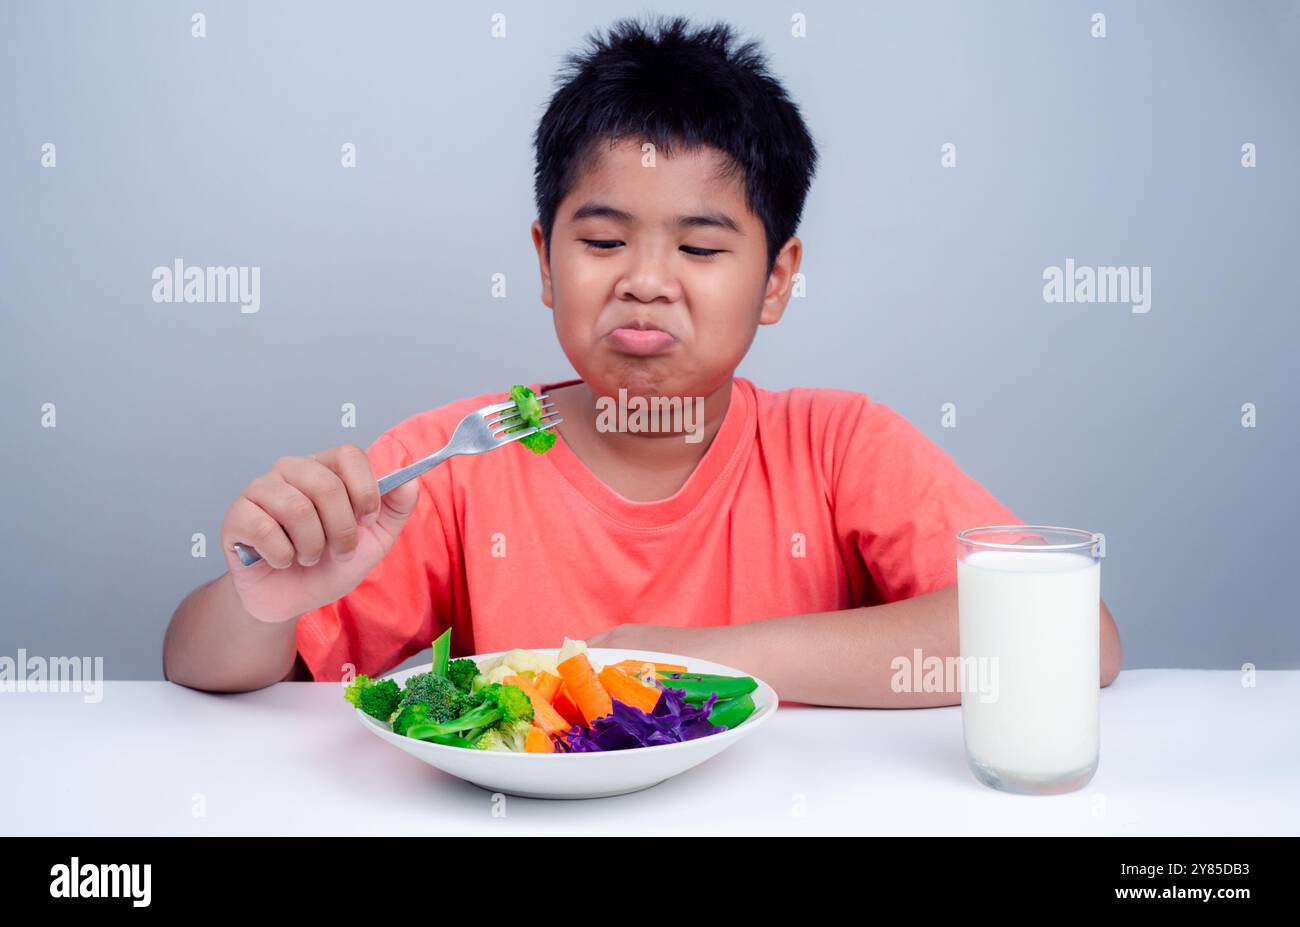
left=615, top=248, right=683, bottom=304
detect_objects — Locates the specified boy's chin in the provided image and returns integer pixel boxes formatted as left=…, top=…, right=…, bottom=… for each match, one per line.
left=567, top=343, right=736, bottom=400
left=584, top=365, right=729, bottom=402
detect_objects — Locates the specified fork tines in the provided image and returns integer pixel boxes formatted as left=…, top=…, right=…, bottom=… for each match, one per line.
left=486, top=394, right=561, bottom=437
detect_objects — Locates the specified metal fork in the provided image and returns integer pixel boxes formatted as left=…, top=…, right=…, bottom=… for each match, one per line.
left=233, top=396, right=561, bottom=566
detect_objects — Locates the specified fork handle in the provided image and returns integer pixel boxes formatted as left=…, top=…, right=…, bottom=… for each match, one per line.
left=231, top=441, right=456, bottom=567
left=376, top=444, right=454, bottom=493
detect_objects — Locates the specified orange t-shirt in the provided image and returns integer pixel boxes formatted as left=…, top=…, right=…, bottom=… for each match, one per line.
left=295, top=376, right=1023, bottom=681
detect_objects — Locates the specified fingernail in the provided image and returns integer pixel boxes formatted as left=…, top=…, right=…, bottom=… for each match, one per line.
left=362, top=512, right=379, bottom=526
left=335, top=547, right=356, bottom=562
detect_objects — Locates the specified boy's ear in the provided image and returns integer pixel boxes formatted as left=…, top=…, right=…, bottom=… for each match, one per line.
left=531, top=220, right=555, bottom=309
left=759, top=236, right=803, bottom=326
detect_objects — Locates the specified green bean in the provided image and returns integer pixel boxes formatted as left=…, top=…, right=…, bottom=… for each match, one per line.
left=707, top=693, right=756, bottom=729
left=657, top=672, right=743, bottom=681
left=657, top=673, right=757, bottom=703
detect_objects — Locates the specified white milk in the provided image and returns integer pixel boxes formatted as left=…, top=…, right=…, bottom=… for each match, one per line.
left=958, top=549, right=1100, bottom=781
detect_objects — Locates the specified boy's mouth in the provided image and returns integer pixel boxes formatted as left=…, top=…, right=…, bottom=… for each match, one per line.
left=605, top=319, right=678, bottom=357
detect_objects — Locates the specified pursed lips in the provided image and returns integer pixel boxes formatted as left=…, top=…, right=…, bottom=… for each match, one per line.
left=605, top=318, right=678, bottom=356
left=612, top=318, right=667, bottom=333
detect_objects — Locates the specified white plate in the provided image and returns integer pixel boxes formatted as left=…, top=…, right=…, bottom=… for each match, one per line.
left=353, top=648, right=778, bottom=799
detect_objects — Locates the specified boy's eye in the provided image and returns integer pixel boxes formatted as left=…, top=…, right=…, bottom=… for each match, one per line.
left=579, top=240, right=723, bottom=259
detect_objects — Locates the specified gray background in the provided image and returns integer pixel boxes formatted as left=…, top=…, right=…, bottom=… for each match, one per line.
left=2, top=1, right=1297, bottom=678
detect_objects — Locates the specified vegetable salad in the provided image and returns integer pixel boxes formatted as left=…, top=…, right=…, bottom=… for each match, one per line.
left=344, top=630, right=759, bottom=753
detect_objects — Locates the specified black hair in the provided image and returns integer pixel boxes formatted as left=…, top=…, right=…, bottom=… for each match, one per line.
left=533, top=15, right=819, bottom=273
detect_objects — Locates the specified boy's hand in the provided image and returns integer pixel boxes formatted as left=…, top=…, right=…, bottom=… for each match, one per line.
left=220, top=445, right=420, bottom=623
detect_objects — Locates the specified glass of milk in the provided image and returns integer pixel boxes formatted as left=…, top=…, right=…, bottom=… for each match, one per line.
left=956, top=526, right=1102, bottom=795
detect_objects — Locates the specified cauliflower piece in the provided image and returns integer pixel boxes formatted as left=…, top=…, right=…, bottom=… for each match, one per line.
left=501, top=648, right=558, bottom=676
left=557, top=637, right=588, bottom=664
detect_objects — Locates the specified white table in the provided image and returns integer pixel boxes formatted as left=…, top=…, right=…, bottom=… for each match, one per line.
left=5, top=669, right=1296, bottom=835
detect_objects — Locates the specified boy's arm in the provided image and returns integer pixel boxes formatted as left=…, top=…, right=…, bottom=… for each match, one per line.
left=591, top=589, right=1121, bottom=709
left=163, top=572, right=305, bottom=692
left=164, top=441, right=424, bottom=693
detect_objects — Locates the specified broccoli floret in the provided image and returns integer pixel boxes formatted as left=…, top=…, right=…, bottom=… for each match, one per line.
left=344, top=674, right=403, bottom=722
left=458, top=686, right=487, bottom=714
left=408, top=683, right=535, bottom=739
left=398, top=672, right=463, bottom=724
left=446, top=659, right=483, bottom=694
left=503, top=685, right=534, bottom=717
left=473, top=728, right=509, bottom=752
left=474, top=719, right=533, bottom=752
left=509, top=384, right=543, bottom=424
left=343, top=675, right=369, bottom=708
left=391, top=703, right=431, bottom=737
left=508, top=385, right=556, bottom=455
left=519, top=429, right=557, bottom=454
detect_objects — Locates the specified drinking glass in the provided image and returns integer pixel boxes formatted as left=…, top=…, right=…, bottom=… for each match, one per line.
left=956, top=525, right=1103, bottom=795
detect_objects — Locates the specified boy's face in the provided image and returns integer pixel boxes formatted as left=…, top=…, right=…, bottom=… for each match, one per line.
left=532, top=138, right=800, bottom=401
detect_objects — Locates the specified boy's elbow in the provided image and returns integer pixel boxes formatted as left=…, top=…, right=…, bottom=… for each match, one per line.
left=1100, top=599, right=1122, bottom=687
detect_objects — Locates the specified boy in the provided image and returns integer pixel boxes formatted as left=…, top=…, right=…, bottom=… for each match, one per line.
left=164, top=16, right=1121, bottom=706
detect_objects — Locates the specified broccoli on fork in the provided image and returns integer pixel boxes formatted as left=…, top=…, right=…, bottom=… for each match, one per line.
left=508, top=385, right=556, bottom=454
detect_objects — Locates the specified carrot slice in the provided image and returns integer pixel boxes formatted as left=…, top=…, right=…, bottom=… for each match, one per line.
left=524, top=725, right=555, bottom=753
left=599, top=665, right=662, bottom=714
left=551, top=686, right=587, bottom=728
left=557, top=653, right=613, bottom=725
left=534, top=670, right=562, bottom=702
left=613, top=659, right=688, bottom=677
left=504, top=674, right=571, bottom=736
left=525, top=726, right=554, bottom=753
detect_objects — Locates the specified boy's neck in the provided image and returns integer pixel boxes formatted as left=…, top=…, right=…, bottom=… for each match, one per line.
left=547, top=377, right=734, bottom=501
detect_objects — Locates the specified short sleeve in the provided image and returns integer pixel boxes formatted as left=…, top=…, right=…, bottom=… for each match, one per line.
left=830, top=396, right=1024, bottom=604
left=294, top=430, right=457, bottom=681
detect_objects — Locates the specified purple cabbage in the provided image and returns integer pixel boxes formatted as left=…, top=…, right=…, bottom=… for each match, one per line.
left=558, top=686, right=723, bottom=753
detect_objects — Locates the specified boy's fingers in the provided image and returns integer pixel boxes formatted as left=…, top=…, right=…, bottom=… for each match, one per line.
left=227, top=497, right=294, bottom=569
left=313, top=445, right=381, bottom=524
left=244, top=474, right=328, bottom=566
left=313, top=443, right=417, bottom=547
left=278, top=457, right=361, bottom=560
left=374, top=473, right=419, bottom=540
